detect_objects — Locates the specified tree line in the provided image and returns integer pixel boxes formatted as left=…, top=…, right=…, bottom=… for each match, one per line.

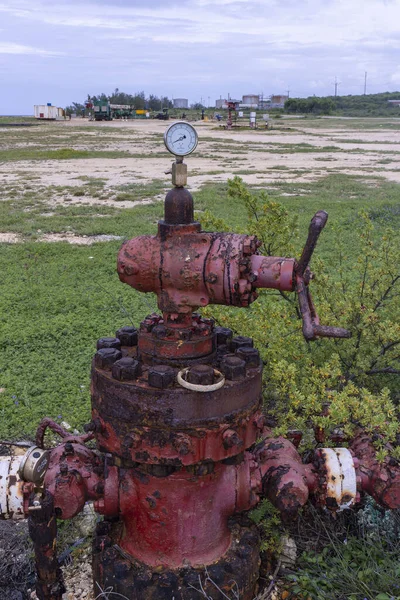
left=65, top=88, right=207, bottom=115
left=284, top=91, right=400, bottom=116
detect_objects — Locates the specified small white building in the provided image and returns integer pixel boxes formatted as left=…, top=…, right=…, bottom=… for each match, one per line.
left=34, top=104, right=66, bottom=120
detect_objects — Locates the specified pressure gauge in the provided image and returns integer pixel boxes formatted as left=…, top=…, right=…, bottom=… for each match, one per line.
left=164, top=121, right=198, bottom=157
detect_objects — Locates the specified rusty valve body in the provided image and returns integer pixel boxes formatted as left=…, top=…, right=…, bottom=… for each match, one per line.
left=9, top=184, right=399, bottom=600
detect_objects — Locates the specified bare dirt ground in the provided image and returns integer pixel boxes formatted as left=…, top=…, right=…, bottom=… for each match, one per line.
left=1, top=117, right=400, bottom=197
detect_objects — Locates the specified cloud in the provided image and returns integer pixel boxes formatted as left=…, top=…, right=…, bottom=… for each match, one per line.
left=0, top=42, right=62, bottom=56
left=1, top=0, right=400, bottom=114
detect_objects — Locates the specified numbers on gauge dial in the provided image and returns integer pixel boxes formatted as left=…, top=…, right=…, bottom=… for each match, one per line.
left=164, top=122, right=198, bottom=156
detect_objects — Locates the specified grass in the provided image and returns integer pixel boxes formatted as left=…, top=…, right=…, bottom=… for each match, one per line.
left=0, top=147, right=164, bottom=161
left=1, top=173, right=399, bottom=439
left=0, top=119, right=400, bottom=439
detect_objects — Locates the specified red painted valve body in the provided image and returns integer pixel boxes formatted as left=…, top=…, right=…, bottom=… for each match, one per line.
left=22, top=187, right=400, bottom=600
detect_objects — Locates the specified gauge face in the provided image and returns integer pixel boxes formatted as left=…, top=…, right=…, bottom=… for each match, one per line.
left=164, top=121, right=198, bottom=157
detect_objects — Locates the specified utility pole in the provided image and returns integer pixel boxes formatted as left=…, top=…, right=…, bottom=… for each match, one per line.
left=287, top=88, right=290, bottom=99
left=364, top=71, right=367, bottom=95
left=334, top=76, right=340, bottom=97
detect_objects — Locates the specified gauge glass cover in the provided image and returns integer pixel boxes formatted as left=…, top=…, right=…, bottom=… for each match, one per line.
left=164, top=122, right=198, bottom=157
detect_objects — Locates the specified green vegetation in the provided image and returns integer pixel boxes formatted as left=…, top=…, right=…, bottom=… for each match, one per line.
left=0, top=147, right=144, bottom=162
left=202, top=177, right=400, bottom=455
left=285, top=499, right=400, bottom=600
left=285, top=91, right=400, bottom=117
left=1, top=173, right=399, bottom=442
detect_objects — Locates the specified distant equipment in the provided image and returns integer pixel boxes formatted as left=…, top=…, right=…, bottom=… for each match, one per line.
left=173, top=98, right=189, bottom=109
left=242, top=94, right=259, bottom=108
left=91, top=101, right=148, bottom=121
left=34, top=105, right=66, bottom=120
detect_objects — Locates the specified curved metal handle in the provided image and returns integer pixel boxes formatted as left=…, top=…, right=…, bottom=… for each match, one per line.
left=296, top=212, right=351, bottom=341
left=296, top=210, right=328, bottom=278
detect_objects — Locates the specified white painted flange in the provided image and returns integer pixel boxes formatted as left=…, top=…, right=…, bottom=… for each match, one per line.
left=321, top=447, right=357, bottom=511
left=0, top=455, right=24, bottom=518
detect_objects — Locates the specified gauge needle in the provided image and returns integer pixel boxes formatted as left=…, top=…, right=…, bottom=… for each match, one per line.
left=173, top=135, right=186, bottom=144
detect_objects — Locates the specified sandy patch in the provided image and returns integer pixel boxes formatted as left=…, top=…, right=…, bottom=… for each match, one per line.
left=1, top=119, right=400, bottom=210
left=38, top=233, right=124, bottom=244
left=0, top=233, right=22, bottom=243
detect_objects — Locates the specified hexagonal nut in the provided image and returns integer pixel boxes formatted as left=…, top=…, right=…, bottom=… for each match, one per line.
left=221, top=356, right=246, bottom=380
left=148, top=365, right=175, bottom=389
left=214, top=326, right=233, bottom=346
left=172, top=433, right=192, bottom=456
left=152, top=325, right=167, bottom=339
left=222, top=429, right=243, bottom=449
left=96, top=337, right=121, bottom=350
left=95, top=348, right=122, bottom=370
left=116, top=326, right=138, bottom=347
left=230, top=336, right=254, bottom=352
left=236, top=346, right=260, bottom=367
left=112, top=357, right=139, bottom=381
left=186, top=364, right=215, bottom=385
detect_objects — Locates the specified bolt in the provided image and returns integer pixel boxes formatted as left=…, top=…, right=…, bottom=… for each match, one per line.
left=206, top=273, right=218, bottom=284
left=96, top=337, right=121, bottom=350
left=152, top=325, right=167, bottom=338
left=140, top=315, right=160, bottom=333
left=94, top=348, right=122, bottom=369
left=60, top=463, right=68, bottom=476
left=112, top=357, right=139, bottom=381
left=64, top=442, right=74, bottom=455
left=221, top=355, right=246, bottom=380
left=223, top=429, right=243, bottom=449
left=172, top=433, right=192, bottom=456
left=248, top=271, right=258, bottom=283
left=186, top=364, right=215, bottom=385
left=148, top=365, right=175, bottom=389
left=230, top=336, right=254, bottom=351
left=116, top=326, right=138, bottom=347
left=236, top=346, right=260, bottom=367
left=214, top=327, right=233, bottom=346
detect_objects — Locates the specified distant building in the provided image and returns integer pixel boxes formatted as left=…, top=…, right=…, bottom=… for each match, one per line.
left=388, top=100, right=400, bottom=105
left=173, top=98, right=189, bottom=109
left=242, top=94, right=259, bottom=107
left=270, top=95, right=288, bottom=108
left=34, top=104, right=66, bottom=120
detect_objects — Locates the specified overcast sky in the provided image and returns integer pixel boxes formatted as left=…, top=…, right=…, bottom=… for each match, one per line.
left=1, top=0, right=400, bottom=114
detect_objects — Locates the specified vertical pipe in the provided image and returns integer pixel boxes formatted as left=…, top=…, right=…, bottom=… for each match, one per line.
left=28, top=490, right=65, bottom=600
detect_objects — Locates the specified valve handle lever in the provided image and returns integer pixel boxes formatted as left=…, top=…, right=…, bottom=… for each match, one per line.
left=296, top=211, right=351, bottom=341
left=296, top=210, right=328, bottom=277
